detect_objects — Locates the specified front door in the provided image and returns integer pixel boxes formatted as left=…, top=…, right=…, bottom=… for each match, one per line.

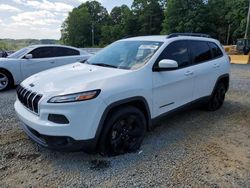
left=152, top=40, right=195, bottom=117
left=20, top=47, right=57, bottom=79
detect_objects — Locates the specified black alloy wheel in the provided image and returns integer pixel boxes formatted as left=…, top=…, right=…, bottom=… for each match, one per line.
left=207, top=83, right=226, bottom=111
left=99, top=106, right=146, bottom=156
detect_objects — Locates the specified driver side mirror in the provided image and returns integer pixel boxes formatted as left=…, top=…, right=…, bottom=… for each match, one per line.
left=155, top=59, right=178, bottom=71
left=24, top=54, right=33, bottom=59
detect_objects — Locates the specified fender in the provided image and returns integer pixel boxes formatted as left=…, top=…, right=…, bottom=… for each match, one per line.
left=0, top=60, right=22, bottom=85
left=94, top=96, right=152, bottom=148
left=211, top=73, right=230, bottom=96
left=0, top=68, right=14, bottom=85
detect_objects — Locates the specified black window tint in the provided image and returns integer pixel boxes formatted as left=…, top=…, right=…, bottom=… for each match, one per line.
left=189, top=41, right=212, bottom=64
left=208, top=42, right=223, bottom=58
left=158, top=41, right=190, bottom=68
left=30, top=47, right=54, bottom=58
left=53, top=47, right=79, bottom=57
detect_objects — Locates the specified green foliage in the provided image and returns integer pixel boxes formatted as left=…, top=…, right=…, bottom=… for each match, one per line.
left=132, top=0, right=164, bottom=35
left=61, top=0, right=249, bottom=47
left=100, top=5, right=132, bottom=44
left=162, top=0, right=249, bottom=44
left=61, top=1, right=109, bottom=47
left=0, top=39, right=58, bottom=50
left=61, top=0, right=165, bottom=47
left=61, top=6, right=92, bottom=47
left=162, top=0, right=206, bottom=33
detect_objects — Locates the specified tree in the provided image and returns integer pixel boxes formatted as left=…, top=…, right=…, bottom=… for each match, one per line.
left=161, top=0, right=207, bottom=34
left=60, top=1, right=109, bottom=47
left=61, top=0, right=249, bottom=46
left=0, top=41, right=7, bottom=50
left=80, top=1, right=110, bottom=45
left=60, top=6, right=92, bottom=47
left=161, top=0, right=249, bottom=44
left=100, top=5, right=133, bottom=44
left=206, top=0, right=249, bottom=44
left=131, top=0, right=165, bottom=35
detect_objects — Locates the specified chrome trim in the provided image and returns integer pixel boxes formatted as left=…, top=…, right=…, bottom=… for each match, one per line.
left=31, top=93, right=38, bottom=112
left=26, top=90, right=33, bottom=109
left=16, top=85, right=43, bottom=115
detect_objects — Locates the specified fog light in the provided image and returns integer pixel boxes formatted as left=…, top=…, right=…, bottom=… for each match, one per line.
left=48, top=114, right=69, bottom=124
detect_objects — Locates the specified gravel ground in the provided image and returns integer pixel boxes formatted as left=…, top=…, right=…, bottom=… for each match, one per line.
left=0, top=64, right=250, bottom=188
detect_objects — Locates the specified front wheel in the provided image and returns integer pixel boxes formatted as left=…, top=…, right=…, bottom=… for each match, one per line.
left=206, top=83, right=226, bottom=111
left=0, top=70, right=13, bottom=91
left=99, top=106, right=147, bottom=156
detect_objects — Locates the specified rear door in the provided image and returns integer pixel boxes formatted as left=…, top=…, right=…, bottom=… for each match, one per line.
left=189, top=40, right=223, bottom=100
left=152, top=40, right=195, bottom=117
left=52, top=47, right=82, bottom=66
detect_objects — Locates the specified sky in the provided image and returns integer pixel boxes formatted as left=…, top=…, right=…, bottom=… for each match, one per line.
left=0, top=0, right=133, bottom=39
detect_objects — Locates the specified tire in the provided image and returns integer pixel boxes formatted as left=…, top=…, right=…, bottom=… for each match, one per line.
left=0, top=70, right=13, bottom=91
left=206, top=82, right=226, bottom=111
left=243, top=47, right=250, bottom=55
left=98, top=106, right=147, bottom=156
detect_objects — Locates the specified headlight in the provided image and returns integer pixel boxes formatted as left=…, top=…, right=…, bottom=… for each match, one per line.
left=48, top=89, right=101, bottom=103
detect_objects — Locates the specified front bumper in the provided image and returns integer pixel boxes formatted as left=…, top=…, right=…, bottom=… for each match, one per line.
left=14, top=97, right=107, bottom=141
left=21, top=122, right=96, bottom=152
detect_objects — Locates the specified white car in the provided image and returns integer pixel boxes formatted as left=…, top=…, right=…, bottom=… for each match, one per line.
left=0, top=45, right=91, bottom=91
left=15, top=33, right=230, bottom=155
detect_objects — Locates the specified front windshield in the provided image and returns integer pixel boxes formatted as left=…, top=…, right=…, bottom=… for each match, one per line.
left=87, top=41, right=163, bottom=70
left=7, top=47, right=32, bottom=59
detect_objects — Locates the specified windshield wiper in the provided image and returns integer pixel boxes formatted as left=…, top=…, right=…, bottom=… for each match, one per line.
left=92, top=63, right=118, bottom=68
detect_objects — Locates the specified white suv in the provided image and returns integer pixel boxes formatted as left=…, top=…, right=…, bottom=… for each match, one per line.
left=15, top=33, right=230, bottom=155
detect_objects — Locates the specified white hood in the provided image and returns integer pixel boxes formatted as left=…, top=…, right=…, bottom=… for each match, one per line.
left=0, top=57, right=17, bottom=63
left=21, top=62, right=129, bottom=96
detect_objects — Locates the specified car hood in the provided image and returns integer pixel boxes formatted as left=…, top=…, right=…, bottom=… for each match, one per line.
left=0, top=57, right=16, bottom=62
left=21, top=62, right=130, bottom=96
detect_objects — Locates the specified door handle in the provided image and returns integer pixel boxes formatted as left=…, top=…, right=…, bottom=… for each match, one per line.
left=213, top=63, right=220, bottom=68
left=50, top=61, right=55, bottom=64
left=185, top=71, right=194, bottom=76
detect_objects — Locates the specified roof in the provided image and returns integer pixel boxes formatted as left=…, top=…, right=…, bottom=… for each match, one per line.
left=28, top=44, right=77, bottom=49
left=121, top=35, right=168, bottom=42
left=121, top=35, right=218, bottom=43
left=25, top=44, right=90, bottom=55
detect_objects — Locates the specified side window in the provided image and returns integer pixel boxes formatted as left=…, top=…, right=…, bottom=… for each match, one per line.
left=29, top=47, right=54, bottom=58
left=208, top=42, right=223, bottom=59
left=157, top=40, right=190, bottom=68
left=53, top=47, right=80, bottom=57
left=65, top=48, right=80, bottom=56
left=189, top=41, right=212, bottom=64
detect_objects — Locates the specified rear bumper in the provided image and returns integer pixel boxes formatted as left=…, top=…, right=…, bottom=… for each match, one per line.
left=21, top=122, right=97, bottom=152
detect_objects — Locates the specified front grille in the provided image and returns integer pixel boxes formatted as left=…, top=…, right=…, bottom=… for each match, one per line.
left=16, top=85, right=43, bottom=114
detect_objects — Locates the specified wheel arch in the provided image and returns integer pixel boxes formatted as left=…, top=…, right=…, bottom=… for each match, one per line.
left=212, top=74, right=230, bottom=95
left=95, top=96, right=152, bottom=148
left=0, top=67, right=14, bottom=85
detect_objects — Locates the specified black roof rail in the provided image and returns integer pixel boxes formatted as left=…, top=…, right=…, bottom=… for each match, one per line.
left=167, top=33, right=211, bottom=39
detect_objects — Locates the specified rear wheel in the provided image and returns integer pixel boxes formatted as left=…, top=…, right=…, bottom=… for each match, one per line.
left=0, top=70, right=13, bottom=91
left=99, top=106, right=146, bottom=156
left=243, top=46, right=250, bottom=55
left=206, top=83, right=226, bottom=111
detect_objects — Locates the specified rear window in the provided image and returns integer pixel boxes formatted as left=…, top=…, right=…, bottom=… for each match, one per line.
left=189, top=41, right=212, bottom=64
left=53, top=47, right=80, bottom=57
left=208, top=42, right=223, bottom=59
